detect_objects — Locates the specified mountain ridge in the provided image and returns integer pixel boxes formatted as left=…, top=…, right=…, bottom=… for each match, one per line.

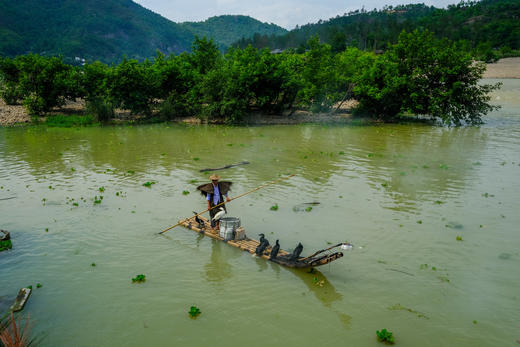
left=0, top=0, right=286, bottom=62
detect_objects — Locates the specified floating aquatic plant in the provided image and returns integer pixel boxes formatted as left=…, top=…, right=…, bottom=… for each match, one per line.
left=99, top=187, right=105, bottom=192
left=434, top=200, right=444, bottom=204
left=45, top=228, right=48, bottom=232
left=438, top=276, right=450, bottom=283
left=142, top=181, right=156, bottom=188
left=305, top=207, right=312, bottom=212
left=270, top=204, right=279, bottom=211
left=91, top=263, right=96, bottom=267
left=417, top=220, right=422, bottom=224
left=188, top=306, right=201, bottom=318
left=132, top=274, right=146, bottom=283
left=127, top=170, right=135, bottom=174
left=193, top=157, right=200, bottom=161
left=376, top=329, right=394, bottom=344
left=381, top=182, right=388, bottom=187
left=189, top=179, right=198, bottom=184
left=422, top=165, right=430, bottom=169
left=93, top=196, right=102, bottom=204
left=388, top=304, right=428, bottom=319
left=36, top=283, right=42, bottom=288
left=0, top=239, right=12, bottom=252
left=456, top=236, right=463, bottom=241
left=339, top=151, right=344, bottom=155
left=182, top=190, right=190, bottom=195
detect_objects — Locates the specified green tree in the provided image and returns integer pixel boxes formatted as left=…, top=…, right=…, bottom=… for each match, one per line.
left=353, top=30, right=501, bottom=125
left=0, top=56, right=24, bottom=104
left=107, top=58, right=159, bottom=115
left=16, top=54, right=80, bottom=115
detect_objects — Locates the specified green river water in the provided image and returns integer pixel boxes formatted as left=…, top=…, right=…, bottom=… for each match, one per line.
left=1, top=79, right=519, bottom=346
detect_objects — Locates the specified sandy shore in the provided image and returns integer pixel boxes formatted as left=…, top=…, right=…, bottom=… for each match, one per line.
left=1, top=58, right=518, bottom=126
left=483, top=57, right=520, bottom=79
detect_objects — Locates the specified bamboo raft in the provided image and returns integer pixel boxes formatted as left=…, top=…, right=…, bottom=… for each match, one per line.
left=179, top=216, right=347, bottom=268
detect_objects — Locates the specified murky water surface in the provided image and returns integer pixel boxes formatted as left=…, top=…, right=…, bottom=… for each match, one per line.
left=1, top=79, right=519, bottom=346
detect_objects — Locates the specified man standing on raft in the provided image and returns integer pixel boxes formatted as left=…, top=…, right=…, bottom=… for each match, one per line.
left=197, top=174, right=231, bottom=232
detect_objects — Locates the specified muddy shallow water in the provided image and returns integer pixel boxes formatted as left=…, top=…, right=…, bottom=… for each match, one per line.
left=1, top=79, right=519, bottom=346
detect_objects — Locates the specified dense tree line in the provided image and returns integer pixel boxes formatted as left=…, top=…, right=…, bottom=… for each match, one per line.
left=235, top=0, right=520, bottom=62
left=0, top=32, right=500, bottom=125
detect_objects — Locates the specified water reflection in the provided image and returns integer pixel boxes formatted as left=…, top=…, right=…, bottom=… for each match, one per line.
left=0, top=122, right=491, bottom=214
left=204, top=240, right=239, bottom=283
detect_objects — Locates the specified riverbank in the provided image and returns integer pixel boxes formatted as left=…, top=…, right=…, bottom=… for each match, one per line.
left=482, top=57, right=520, bottom=79
left=1, top=58, right=517, bottom=127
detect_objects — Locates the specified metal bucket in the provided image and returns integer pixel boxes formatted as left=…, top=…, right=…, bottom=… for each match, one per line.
left=219, top=217, right=240, bottom=241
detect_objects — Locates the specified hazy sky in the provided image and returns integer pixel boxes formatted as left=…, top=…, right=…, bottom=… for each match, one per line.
left=134, top=0, right=461, bottom=29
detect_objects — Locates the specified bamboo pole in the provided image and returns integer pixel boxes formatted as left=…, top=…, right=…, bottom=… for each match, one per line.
left=159, top=174, right=295, bottom=234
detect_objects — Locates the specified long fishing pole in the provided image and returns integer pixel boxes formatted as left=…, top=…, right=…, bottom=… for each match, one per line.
left=159, top=174, right=295, bottom=234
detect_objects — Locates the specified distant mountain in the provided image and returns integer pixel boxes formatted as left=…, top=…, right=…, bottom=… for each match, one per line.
left=0, top=0, right=286, bottom=62
left=180, top=15, right=286, bottom=49
left=235, top=0, right=520, bottom=54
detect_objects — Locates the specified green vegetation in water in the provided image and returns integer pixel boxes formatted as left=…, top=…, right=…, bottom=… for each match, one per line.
left=189, top=179, right=198, bottom=184
left=36, top=283, right=42, bottom=288
left=417, top=220, right=422, bottom=224
left=45, top=228, right=49, bottom=232
left=93, top=196, right=103, bottom=204
left=99, top=186, right=105, bottom=192
left=388, top=303, right=429, bottom=319
left=44, top=114, right=96, bottom=127
left=0, top=239, right=12, bottom=252
left=270, top=204, right=279, bottom=211
left=434, top=200, right=444, bottom=205
left=188, top=306, right=201, bottom=318
left=27, top=285, right=32, bottom=290
left=91, top=263, right=96, bottom=267
left=193, top=157, right=200, bottom=161
left=142, top=181, right=156, bottom=188
left=381, top=182, right=388, bottom=187
left=376, top=329, right=395, bottom=344
left=438, top=276, right=450, bottom=283
left=456, top=236, right=463, bottom=241
left=132, top=274, right=146, bottom=283
left=473, top=320, right=478, bottom=324
left=305, top=207, right=312, bottom=212
left=182, top=190, right=190, bottom=195
left=439, top=164, right=449, bottom=169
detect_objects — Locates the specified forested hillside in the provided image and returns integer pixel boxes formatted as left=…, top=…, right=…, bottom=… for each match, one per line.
left=235, top=0, right=520, bottom=60
left=179, top=15, right=286, bottom=49
left=0, top=0, right=286, bottom=63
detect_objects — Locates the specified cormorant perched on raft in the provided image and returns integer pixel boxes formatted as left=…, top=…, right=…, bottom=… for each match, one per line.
left=193, top=212, right=205, bottom=230
left=269, top=240, right=280, bottom=260
left=289, top=242, right=303, bottom=261
left=255, top=233, right=269, bottom=256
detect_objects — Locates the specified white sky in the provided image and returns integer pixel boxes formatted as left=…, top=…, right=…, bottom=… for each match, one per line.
left=134, top=0, right=462, bottom=29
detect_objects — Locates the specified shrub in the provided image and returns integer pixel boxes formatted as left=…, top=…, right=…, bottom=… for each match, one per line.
left=86, top=97, right=114, bottom=122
